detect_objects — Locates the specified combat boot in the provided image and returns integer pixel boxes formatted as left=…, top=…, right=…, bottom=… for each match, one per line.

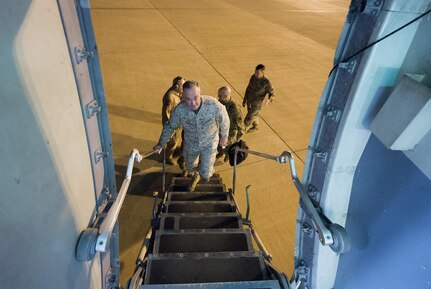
left=189, top=174, right=201, bottom=192
left=181, top=170, right=188, bottom=177
left=178, top=157, right=186, bottom=171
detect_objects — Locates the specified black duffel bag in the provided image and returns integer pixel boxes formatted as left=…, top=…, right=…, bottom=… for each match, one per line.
left=228, top=140, right=249, bottom=166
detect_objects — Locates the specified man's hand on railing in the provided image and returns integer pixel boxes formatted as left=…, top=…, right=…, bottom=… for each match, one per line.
left=153, top=144, right=164, bottom=154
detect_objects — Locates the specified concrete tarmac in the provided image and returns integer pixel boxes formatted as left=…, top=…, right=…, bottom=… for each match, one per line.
left=90, top=0, right=348, bottom=284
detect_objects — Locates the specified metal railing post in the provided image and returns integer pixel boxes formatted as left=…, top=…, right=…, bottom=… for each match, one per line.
left=162, top=148, right=166, bottom=194
left=232, top=148, right=238, bottom=195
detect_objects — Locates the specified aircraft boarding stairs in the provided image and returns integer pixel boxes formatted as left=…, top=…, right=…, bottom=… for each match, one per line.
left=76, top=148, right=350, bottom=289
left=129, top=173, right=291, bottom=289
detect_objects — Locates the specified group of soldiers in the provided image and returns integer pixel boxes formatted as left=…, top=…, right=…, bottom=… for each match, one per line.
left=154, top=64, right=275, bottom=191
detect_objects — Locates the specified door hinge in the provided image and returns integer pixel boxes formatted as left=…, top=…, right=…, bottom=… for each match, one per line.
left=296, top=260, right=311, bottom=285
left=307, top=184, right=321, bottom=203
left=85, top=99, right=101, bottom=119
left=313, top=149, right=328, bottom=163
left=97, top=186, right=112, bottom=208
left=325, top=105, right=342, bottom=122
left=363, top=0, right=383, bottom=16
left=95, top=148, right=110, bottom=164
left=339, top=59, right=357, bottom=74
left=74, top=46, right=95, bottom=64
left=301, top=223, right=314, bottom=238
left=106, top=268, right=119, bottom=289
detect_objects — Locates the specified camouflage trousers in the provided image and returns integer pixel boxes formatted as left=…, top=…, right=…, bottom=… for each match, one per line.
left=165, top=129, right=182, bottom=160
left=244, top=102, right=262, bottom=128
left=184, top=144, right=217, bottom=179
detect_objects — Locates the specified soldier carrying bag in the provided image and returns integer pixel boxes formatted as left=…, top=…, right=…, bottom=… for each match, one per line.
left=228, top=140, right=249, bottom=166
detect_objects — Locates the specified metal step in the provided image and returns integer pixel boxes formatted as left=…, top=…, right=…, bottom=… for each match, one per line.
left=153, top=229, right=253, bottom=254
left=139, top=280, right=282, bottom=289
left=144, top=252, right=269, bottom=284
left=160, top=213, right=243, bottom=230
left=172, top=177, right=222, bottom=185
left=168, top=192, right=231, bottom=202
left=165, top=201, right=236, bottom=213
left=170, top=183, right=226, bottom=192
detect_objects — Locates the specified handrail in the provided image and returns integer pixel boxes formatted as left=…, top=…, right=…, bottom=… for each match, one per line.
left=232, top=148, right=335, bottom=247
left=251, top=227, right=272, bottom=261
left=95, top=148, right=164, bottom=253
left=137, top=227, right=153, bottom=264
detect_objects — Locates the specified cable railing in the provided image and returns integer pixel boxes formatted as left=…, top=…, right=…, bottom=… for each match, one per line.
left=76, top=148, right=166, bottom=261
left=232, top=148, right=350, bottom=254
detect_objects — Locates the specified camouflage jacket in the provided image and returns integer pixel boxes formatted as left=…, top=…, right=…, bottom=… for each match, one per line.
left=243, top=75, right=275, bottom=105
left=221, top=99, right=245, bottom=143
left=162, top=86, right=181, bottom=125
left=158, top=96, right=230, bottom=150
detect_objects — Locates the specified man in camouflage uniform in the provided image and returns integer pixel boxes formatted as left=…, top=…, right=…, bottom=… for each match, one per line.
left=162, top=76, right=185, bottom=165
left=242, top=64, right=275, bottom=132
left=154, top=80, right=230, bottom=191
left=217, top=86, right=245, bottom=162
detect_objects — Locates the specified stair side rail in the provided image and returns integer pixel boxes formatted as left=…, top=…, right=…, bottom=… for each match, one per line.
left=232, top=148, right=351, bottom=254
left=76, top=148, right=166, bottom=261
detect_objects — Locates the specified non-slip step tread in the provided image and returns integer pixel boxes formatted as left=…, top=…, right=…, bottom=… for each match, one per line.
left=160, top=212, right=241, bottom=217
left=170, top=183, right=226, bottom=192
left=159, top=213, right=243, bottom=230
left=145, top=252, right=269, bottom=285
left=157, top=228, right=246, bottom=233
left=168, top=192, right=231, bottom=201
left=153, top=229, right=253, bottom=254
left=165, top=201, right=235, bottom=204
left=139, top=280, right=282, bottom=289
left=165, top=201, right=236, bottom=213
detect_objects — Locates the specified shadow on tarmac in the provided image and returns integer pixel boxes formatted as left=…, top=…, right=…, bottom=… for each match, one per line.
left=108, top=103, right=161, bottom=124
